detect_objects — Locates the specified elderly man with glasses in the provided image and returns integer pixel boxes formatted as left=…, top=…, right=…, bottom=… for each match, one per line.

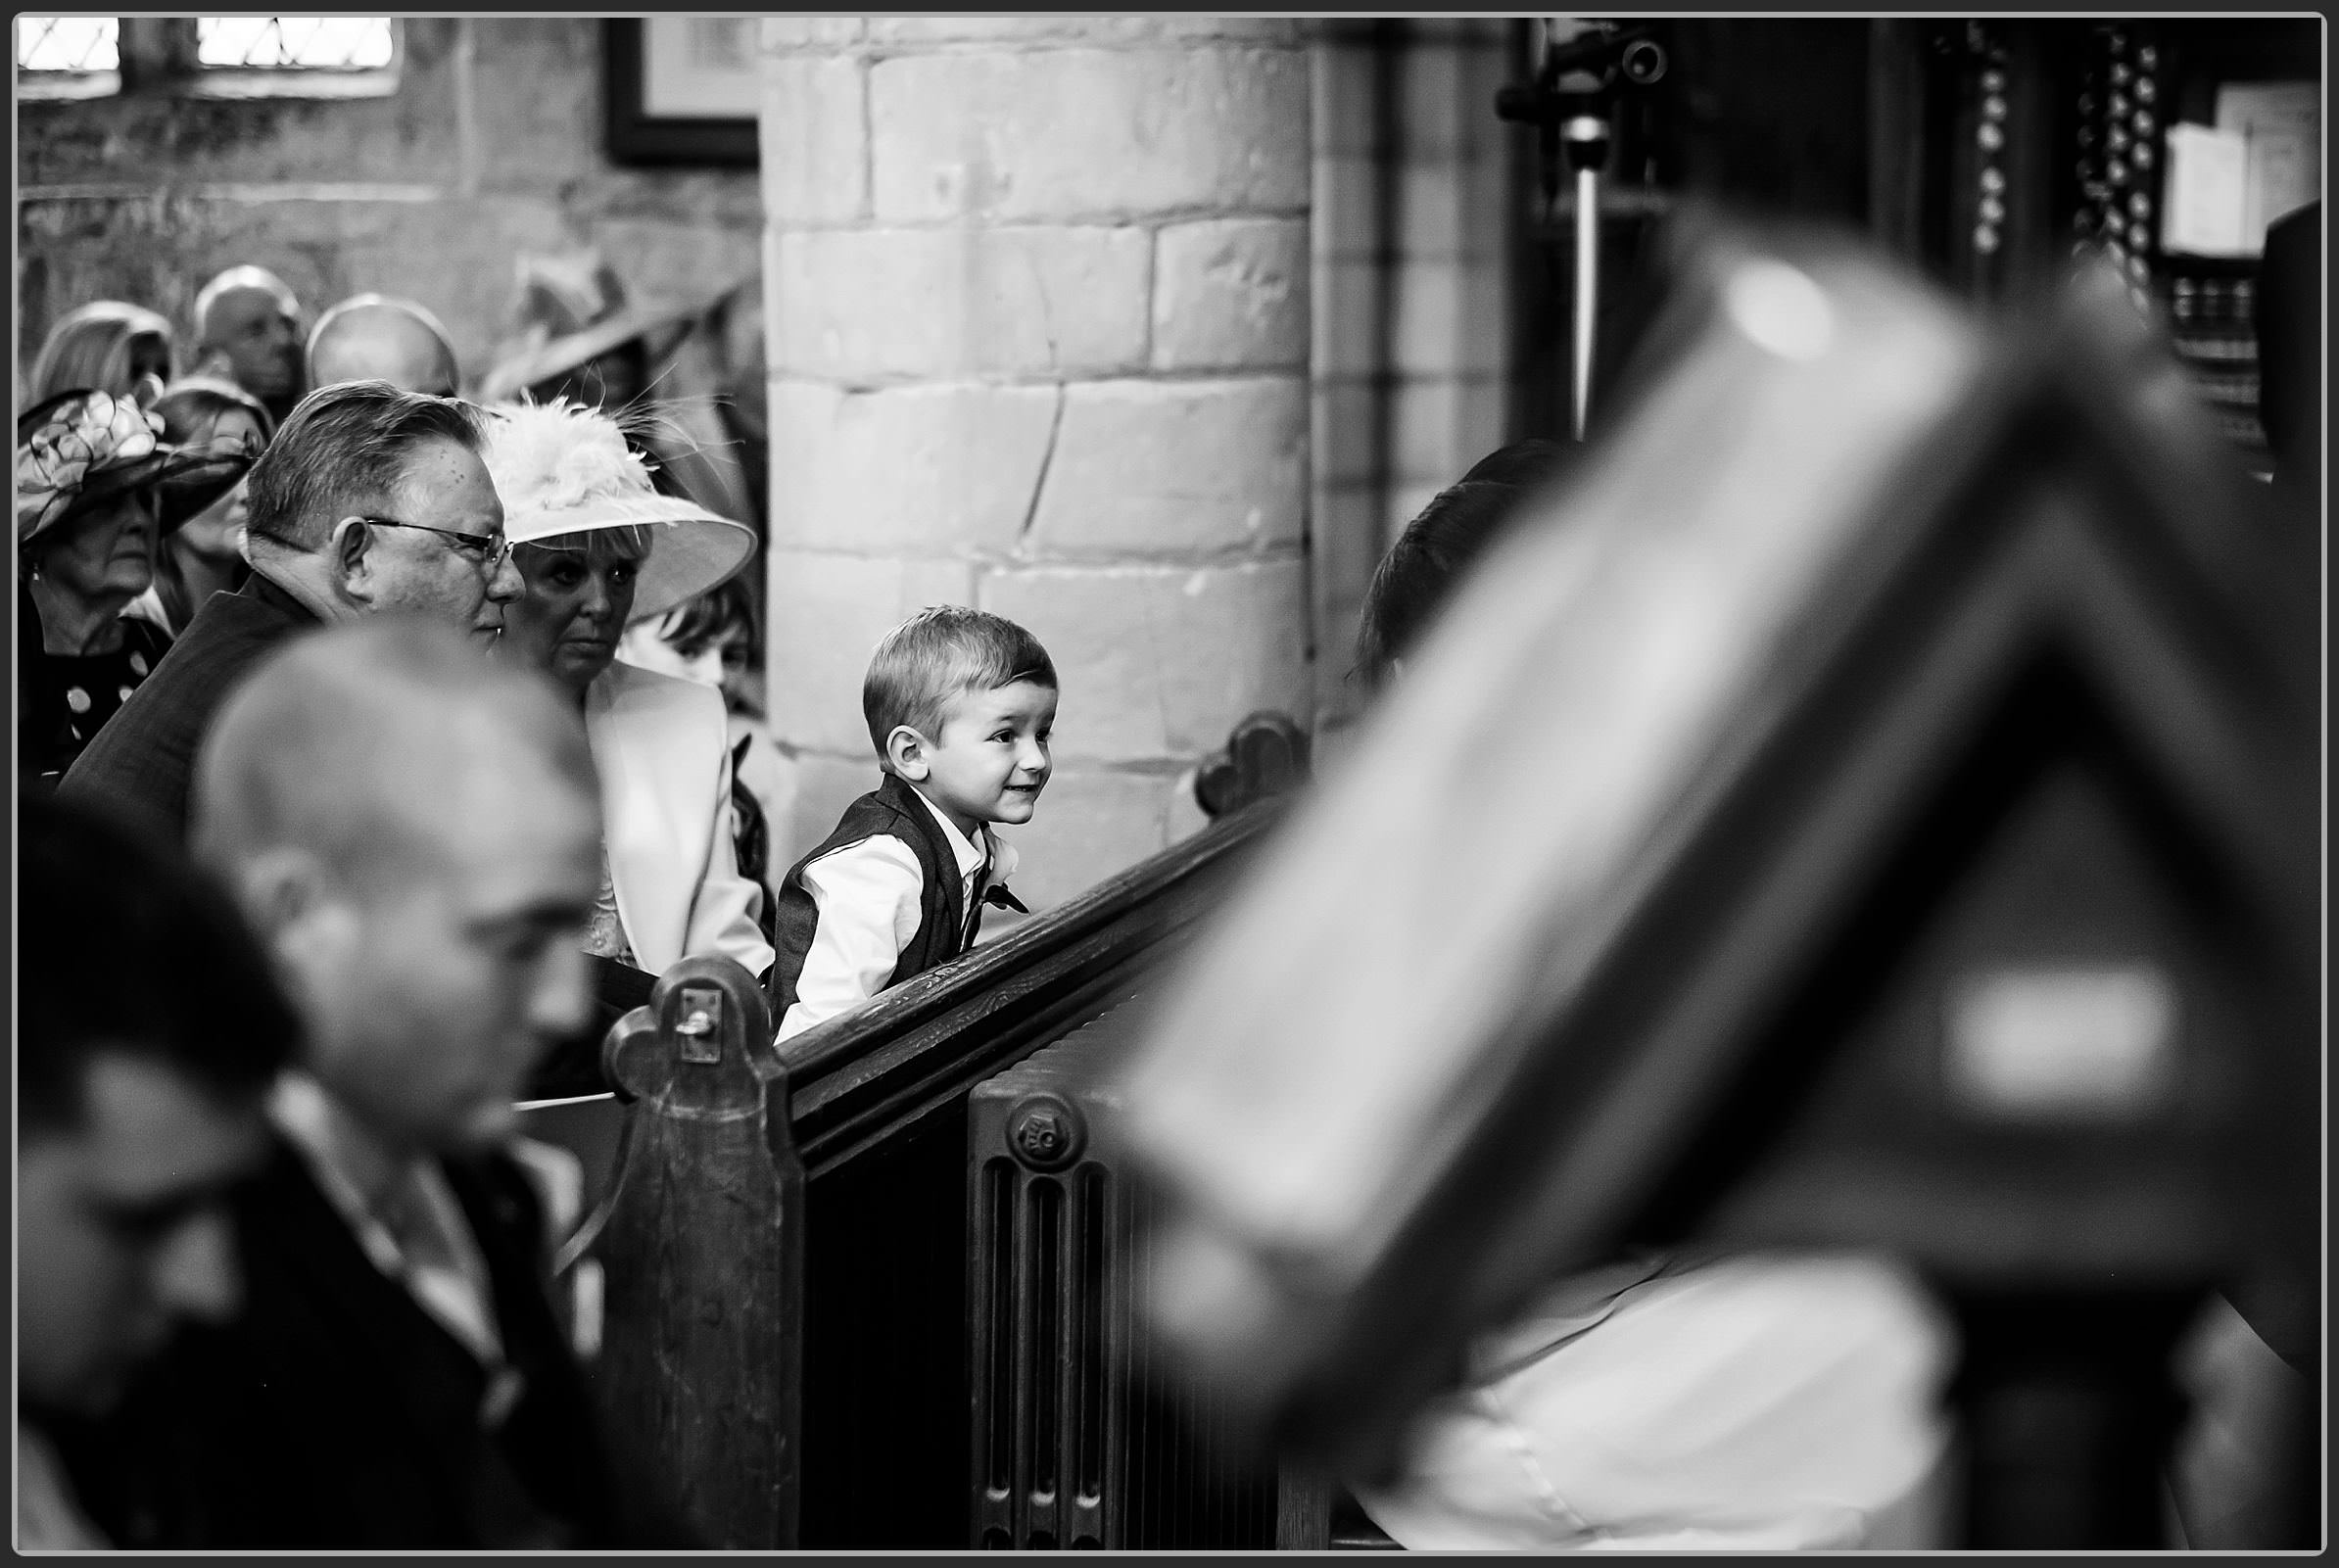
left=62, top=377, right=522, bottom=842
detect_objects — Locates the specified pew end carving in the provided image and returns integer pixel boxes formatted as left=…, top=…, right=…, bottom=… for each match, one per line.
left=1195, top=709, right=1313, bottom=820
left=583, top=955, right=803, bottom=1549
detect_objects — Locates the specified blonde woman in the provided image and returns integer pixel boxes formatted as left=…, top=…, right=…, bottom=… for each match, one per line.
left=481, top=398, right=771, bottom=988
left=29, top=302, right=175, bottom=407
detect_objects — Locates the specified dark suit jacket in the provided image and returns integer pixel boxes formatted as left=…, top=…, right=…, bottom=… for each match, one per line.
left=58, top=572, right=318, bottom=842
left=61, top=1137, right=685, bottom=1549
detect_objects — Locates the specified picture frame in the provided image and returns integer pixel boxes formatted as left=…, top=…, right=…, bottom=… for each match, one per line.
left=603, top=17, right=759, bottom=168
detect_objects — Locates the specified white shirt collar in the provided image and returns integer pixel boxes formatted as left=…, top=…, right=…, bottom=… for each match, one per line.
left=904, top=784, right=1018, bottom=885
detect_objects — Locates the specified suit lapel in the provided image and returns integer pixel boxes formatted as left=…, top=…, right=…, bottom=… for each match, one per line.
left=252, top=1143, right=570, bottom=1545
left=254, top=1144, right=493, bottom=1426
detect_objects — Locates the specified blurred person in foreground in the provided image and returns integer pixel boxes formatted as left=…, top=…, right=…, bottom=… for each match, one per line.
left=308, top=293, right=463, bottom=399
left=480, top=398, right=770, bottom=1082
left=61, top=617, right=682, bottom=1549
left=1350, top=439, right=1573, bottom=691
left=125, top=376, right=275, bottom=641
left=28, top=300, right=176, bottom=407
left=61, top=378, right=522, bottom=841
left=18, top=389, right=249, bottom=788
left=19, top=793, right=298, bottom=1548
left=189, top=264, right=306, bottom=426
left=1339, top=442, right=1956, bottom=1551
left=619, top=572, right=793, bottom=936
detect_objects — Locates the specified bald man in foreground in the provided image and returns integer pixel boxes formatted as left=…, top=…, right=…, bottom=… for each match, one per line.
left=309, top=293, right=463, bottom=398
left=60, top=618, right=687, bottom=1549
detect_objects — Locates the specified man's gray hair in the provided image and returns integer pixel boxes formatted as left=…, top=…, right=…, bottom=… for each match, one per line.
left=243, top=379, right=487, bottom=551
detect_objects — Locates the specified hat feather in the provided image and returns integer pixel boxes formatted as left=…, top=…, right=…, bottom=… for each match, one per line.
left=483, top=398, right=655, bottom=519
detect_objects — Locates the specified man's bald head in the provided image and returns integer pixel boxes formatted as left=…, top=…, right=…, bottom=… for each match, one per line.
left=195, top=264, right=301, bottom=337
left=190, top=617, right=601, bottom=1154
left=195, top=265, right=304, bottom=406
left=308, top=295, right=462, bottom=399
left=192, top=616, right=592, bottom=891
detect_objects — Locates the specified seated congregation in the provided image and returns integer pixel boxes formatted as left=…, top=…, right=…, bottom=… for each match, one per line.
left=18, top=203, right=2320, bottom=1552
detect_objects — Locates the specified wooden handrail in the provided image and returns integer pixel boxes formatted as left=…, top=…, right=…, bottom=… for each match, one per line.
left=779, top=794, right=1289, bottom=1175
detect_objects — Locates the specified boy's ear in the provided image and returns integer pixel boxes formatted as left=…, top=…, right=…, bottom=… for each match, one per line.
left=886, top=724, right=931, bottom=781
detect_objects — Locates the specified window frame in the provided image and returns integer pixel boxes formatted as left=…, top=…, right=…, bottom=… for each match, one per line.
left=16, top=16, right=403, bottom=104
left=15, top=16, right=122, bottom=101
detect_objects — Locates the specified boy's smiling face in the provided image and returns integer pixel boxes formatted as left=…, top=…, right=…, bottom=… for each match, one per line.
left=895, top=680, right=1057, bottom=839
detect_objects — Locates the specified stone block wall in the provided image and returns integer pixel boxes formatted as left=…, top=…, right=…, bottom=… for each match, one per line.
left=759, top=17, right=1312, bottom=913
left=17, top=19, right=762, bottom=397
left=1310, top=19, right=1521, bottom=743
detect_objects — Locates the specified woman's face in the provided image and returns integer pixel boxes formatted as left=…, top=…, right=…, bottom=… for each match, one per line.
left=170, top=408, right=265, bottom=563
left=504, top=541, right=641, bottom=697
left=34, top=490, right=158, bottom=606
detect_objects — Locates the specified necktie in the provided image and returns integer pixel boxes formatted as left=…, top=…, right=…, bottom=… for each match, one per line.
left=967, top=854, right=991, bottom=947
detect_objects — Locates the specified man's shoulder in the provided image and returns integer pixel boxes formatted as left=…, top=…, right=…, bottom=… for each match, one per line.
left=59, top=585, right=308, bottom=821
left=160, top=579, right=310, bottom=670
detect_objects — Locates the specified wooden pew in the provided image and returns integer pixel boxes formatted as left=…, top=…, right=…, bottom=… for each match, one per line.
left=556, top=717, right=1306, bottom=1549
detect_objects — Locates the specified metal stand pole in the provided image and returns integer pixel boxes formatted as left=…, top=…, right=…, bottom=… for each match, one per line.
left=1562, top=115, right=1611, bottom=443
left=1494, top=22, right=1665, bottom=444
left=1572, top=163, right=1600, bottom=441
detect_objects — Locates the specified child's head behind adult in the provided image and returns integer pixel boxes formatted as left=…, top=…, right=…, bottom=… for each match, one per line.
left=864, top=604, right=1058, bottom=768
left=1353, top=439, right=1571, bottom=692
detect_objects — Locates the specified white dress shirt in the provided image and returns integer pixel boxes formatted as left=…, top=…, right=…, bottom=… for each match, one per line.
left=775, top=786, right=1018, bottom=1043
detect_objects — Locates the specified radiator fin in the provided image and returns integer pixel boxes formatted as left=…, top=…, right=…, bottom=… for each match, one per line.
left=969, top=1003, right=1279, bottom=1549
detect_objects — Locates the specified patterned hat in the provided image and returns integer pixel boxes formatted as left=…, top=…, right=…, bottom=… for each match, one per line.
left=480, top=397, right=755, bottom=623
left=16, top=389, right=251, bottom=550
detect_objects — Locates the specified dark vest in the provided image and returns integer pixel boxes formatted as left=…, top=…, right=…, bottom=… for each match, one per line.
left=768, top=773, right=1017, bottom=1020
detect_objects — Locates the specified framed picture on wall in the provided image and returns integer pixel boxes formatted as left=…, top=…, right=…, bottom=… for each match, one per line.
left=604, top=17, right=759, bottom=166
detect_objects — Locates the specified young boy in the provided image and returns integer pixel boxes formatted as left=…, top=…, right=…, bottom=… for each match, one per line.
left=770, top=606, right=1057, bottom=1041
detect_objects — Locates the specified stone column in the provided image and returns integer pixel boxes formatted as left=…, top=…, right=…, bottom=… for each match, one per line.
left=758, top=18, right=1313, bottom=912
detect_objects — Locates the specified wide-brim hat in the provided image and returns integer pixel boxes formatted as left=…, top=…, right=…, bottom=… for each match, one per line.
left=16, top=389, right=251, bottom=550
left=482, top=397, right=755, bottom=623
left=476, top=252, right=705, bottom=406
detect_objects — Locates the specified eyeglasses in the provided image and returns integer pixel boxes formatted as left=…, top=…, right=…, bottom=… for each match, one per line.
left=355, top=514, right=513, bottom=574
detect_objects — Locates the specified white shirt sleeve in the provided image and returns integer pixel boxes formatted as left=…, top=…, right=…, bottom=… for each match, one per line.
left=775, top=833, right=926, bottom=1043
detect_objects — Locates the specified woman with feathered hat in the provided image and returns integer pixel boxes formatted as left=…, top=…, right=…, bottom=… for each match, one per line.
left=18, top=389, right=250, bottom=788
left=479, top=398, right=773, bottom=995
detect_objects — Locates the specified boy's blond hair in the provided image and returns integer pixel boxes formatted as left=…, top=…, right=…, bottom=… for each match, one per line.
left=863, top=606, right=1056, bottom=769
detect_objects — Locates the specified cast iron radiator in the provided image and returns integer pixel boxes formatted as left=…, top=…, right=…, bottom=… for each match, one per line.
left=968, top=1004, right=1280, bottom=1549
